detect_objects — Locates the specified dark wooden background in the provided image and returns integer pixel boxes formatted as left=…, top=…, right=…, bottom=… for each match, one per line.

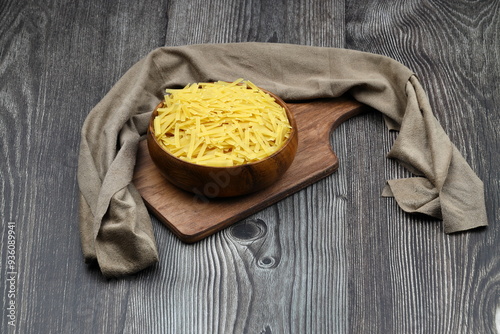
left=1, top=0, right=499, bottom=333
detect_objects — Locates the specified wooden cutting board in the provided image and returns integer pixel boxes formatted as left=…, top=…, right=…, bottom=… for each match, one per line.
left=133, top=97, right=366, bottom=243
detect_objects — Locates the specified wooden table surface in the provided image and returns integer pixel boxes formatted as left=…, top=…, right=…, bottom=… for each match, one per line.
left=1, top=1, right=499, bottom=333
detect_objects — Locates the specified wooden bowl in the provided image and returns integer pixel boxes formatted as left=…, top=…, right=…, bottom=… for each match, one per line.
left=147, top=88, right=298, bottom=198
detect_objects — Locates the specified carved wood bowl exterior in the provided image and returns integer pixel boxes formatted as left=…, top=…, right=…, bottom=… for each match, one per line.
left=147, top=88, right=298, bottom=198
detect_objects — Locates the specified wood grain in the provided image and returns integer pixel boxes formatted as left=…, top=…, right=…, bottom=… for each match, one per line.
left=345, top=1, right=500, bottom=333
left=1, top=0, right=498, bottom=333
left=0, top=0, right=168, bottom=333
left=164, top=0, right=345, bottom=47
left=134, top=98, right=364, bottom=242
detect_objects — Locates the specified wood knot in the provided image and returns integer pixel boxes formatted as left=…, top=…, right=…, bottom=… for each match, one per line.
left=229, top=219, right=267, bottom=242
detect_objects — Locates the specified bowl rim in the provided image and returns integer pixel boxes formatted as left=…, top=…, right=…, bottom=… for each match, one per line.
left=148, top=85, right=298, bottom=170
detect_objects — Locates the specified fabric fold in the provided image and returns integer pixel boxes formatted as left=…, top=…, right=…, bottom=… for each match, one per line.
left=385, top=76, right=487, bottom=233
left=78, top=54, right=164, bottom=277
left=78, top=43, right=487, bottom=277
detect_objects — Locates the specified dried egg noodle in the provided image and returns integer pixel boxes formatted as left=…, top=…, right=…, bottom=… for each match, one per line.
left=153, top=79, right=292, bottom=167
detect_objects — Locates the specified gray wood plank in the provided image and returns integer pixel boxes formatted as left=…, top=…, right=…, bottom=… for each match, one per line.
left=1, top=0, right=167, bottom=333
left=345, top=0, right=500, bottom=333
left=164, top=0, right=345, bottom=47
left=155, top=1, right=349, bottom=333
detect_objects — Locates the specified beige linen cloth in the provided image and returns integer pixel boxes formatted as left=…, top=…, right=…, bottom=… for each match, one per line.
left=78, top=43, right=488, bottom=277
